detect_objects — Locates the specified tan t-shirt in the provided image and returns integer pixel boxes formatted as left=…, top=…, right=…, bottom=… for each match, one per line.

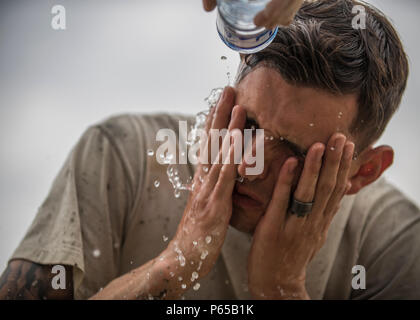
left=9, top=113, right=420, bottom=299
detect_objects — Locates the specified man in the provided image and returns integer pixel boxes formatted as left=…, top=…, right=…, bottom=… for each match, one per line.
left=1, top=0, right=419, bottom=300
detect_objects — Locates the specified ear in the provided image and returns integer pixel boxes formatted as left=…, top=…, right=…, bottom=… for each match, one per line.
left=347, top=145, right=394, bottom=195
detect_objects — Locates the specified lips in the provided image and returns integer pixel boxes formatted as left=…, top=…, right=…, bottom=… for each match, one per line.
left=233, top=184, right=264, bottom=208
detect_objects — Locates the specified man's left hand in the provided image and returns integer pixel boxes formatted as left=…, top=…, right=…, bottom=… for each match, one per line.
left=247, top=133, right=354, bottom=299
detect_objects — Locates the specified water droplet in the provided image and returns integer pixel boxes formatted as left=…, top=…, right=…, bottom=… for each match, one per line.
left=330, top=147, right=336, bottom=151
left=178, top=276, right=183, bottom=281
left=269, top=136, right=274, bottom=141
left=169, top=272, right=175, bottom=278
left=205, top=236, right=212, bottom=244
left=280, top=136, right=284, bottom=141
left=154, top=180, right=160, bottom=188
left=147, top=149, right=154, bottom=156
left=203, top=166, right=209, bottom=173
left=193, top=240, right=198, bottom=246
left=197, top=261, right=203, bottom=271
left=162, top=235, right=168, bottom=242
left=181, top=284, right=187, bottom=289
left=174, top=190, right=181, bottom=198
left=193, top=283, right=201, bottom=291
left=236, top=176, right=244, bottom=183
left=192, top=271, right=199, bottom=281
left=221, top=56, right=227, bottom=60
left=92, top=249, right=101, bottom=258
left=309, top=123, right=314, bottom=127
left=130, top=260, right=133, bottom=265
left=200, top=250, right=209, bottom=260
left=179, top=255, right=186, bottom=267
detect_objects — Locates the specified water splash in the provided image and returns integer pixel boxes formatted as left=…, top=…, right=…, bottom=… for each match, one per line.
left=92, top=249, right=101, bottom=258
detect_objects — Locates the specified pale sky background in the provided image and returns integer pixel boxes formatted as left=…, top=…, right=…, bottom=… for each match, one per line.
left=0, top=0, right=419, bottom=270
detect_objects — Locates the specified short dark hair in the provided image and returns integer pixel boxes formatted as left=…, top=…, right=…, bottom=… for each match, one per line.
left=236, top=0, right=409, bottom=152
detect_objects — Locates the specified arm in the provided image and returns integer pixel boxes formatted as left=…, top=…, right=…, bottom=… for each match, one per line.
left=0, top=259, right=73, bottom=300
left=92, top=87, right=245, bottom=300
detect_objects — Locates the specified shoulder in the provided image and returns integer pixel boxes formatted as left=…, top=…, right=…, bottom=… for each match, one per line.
left=347, top=178, right=420, bottom=299
left=92, top=112, right=195, bottom=143
left=348, top=176, right=420, bottom=261
left=350, top=177, right=419, bottom=229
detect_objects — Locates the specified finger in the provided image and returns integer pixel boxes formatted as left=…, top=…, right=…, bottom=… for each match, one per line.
left=323, top=142, right=354, bottom=228
left=213, top=142, right=238, bottom=201
left=206, top=106, right=243, bottom=189
left=254, top=10, right=269, bottom=27
left=211, top=86, right=236, bottom=131
left=205, top=105, right=216, bottom=134
left=312, top=134, right=346, bottom=216
left=293, top=143, right=325, bottom=203
left=203, top=0, right=217, bottom=12
left=205, top=87, right=236, bottom=164
left=260, top=157, right=298, bottom=231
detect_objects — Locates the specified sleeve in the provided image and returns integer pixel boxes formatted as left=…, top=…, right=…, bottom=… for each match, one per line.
left=351, top=198, right=420, bottom=299
left=9, top=124, right=133, bottom=299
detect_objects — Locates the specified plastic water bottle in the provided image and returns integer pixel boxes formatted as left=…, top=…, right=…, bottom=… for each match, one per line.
left=216, top=0, right=278, bottom=54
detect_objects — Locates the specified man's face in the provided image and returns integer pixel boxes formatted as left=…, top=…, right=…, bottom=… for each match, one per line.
left=229, top=66, right=359, bottom=234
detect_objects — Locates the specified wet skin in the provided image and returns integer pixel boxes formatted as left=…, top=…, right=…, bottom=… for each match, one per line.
left=229, top=66, right=358, bottom=234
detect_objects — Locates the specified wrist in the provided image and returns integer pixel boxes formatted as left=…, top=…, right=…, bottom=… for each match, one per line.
left=155, top=249, right=202, bottom=299
left=250, top=279, right=308, bottom=300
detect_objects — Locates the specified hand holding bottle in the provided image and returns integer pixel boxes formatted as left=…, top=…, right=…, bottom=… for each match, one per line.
left=202, top=0, right=303, bottom=28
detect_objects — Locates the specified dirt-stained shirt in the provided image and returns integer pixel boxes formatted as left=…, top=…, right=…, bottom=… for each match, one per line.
left=9, top=113, right=420, bottom=299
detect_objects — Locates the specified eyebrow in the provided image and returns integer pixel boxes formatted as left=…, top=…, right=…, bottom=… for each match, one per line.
left=245, top=115, right=308, bottom=158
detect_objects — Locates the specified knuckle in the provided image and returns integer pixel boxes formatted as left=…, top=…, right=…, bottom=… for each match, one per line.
left=320, top=181, right=335, bottom=194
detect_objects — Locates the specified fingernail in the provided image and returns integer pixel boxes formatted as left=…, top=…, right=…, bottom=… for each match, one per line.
left=317, top=145, right=325, bottom=159
left=289, top=159, right=298, bottom=174
left=345, top=142, right=355, bottom=160
left=231, top=105, right=238, bottom=117
left=221, top=87, right=227, bottom=100
left=334, top=136, right=346, bottom=150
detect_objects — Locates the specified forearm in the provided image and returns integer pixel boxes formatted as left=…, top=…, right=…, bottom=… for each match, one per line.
left=0, top=260, right=73, bottom=300
left=250, top=281, right=310, bottom=300
left=89, top=249, right=200, bottom=300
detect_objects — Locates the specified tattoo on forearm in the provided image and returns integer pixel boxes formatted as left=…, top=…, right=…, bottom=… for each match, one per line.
left=0, top=260, right=73, bottom=300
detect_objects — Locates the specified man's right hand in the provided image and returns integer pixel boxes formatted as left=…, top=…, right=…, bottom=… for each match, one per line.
left=161, top=87, right=246, bottom=286
left=91, top=87, right=246, bottom=300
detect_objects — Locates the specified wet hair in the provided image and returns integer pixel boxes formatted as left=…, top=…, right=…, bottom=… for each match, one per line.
left=236, top=0, right=409, bottom=152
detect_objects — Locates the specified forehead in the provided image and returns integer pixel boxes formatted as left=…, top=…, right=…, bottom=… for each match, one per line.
left=235, top=67, right=358, bottom=149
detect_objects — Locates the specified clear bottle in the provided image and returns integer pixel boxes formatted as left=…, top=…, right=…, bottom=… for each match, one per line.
left=216, top=0, right=278, bottom=54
